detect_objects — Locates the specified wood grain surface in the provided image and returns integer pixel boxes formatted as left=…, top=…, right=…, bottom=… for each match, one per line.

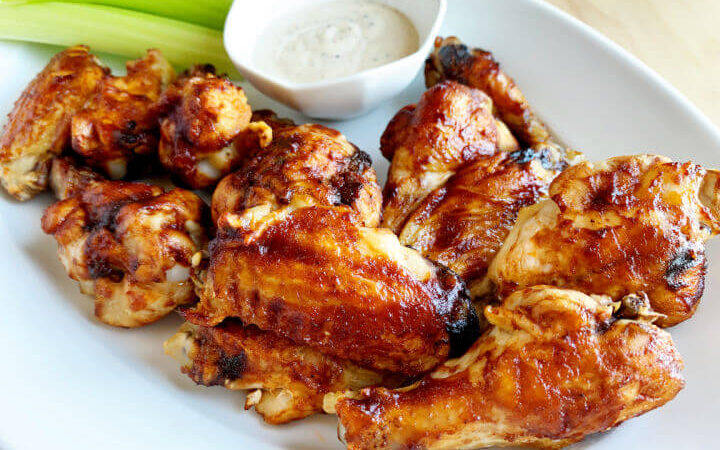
left=546, top=0, right=720, bottom=128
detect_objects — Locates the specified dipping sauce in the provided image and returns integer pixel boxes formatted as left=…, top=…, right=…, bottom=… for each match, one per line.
left=254, top=0, right=419, bottom=83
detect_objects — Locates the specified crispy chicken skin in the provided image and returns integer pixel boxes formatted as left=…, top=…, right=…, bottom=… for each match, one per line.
left=398, top=144, right=569, bottom=299
left=71, top=49, right=175, bottom=179
left=49, top=156, right=104, bottom=200
left=332, top=286, right=685, bottom=450
left=41, top=159, right=208, bottom=327
left=212, top=123, right=382, bottom=226
left=0, top=45, right=107, bottom=200
left=164, top=319, right=402, bottom=424
left=489, top=155, right=720, bottom=327
left=425, top=36, right=552, bottom=147
left=184, top=199, right=480, bottom=375
left=156, top=65, right=268, bottom=189
left=381, top=80, right=518, bottom=233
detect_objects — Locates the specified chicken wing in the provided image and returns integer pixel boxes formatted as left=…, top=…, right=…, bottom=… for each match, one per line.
left=41, top=158, right=208, bottom=327
left=156, top=65, right=270, bottom=189
left=184, top=198, right=480, bottom=376
left=165, top=318, right=403, bottom=424
left=381, top=80, right=518, bottom=233
left=397, top=144, right=569, bottom=300
left=0, top=45, right=107, bottom=200
left=71, top=49, right=175, bottom=179
left=212, top=123, right=382, bottom=226
left=425, top=36, right=552, bottom=147
left=489, top=154, right=720, bottom=327
left=332, top=286, right=684, bottom=449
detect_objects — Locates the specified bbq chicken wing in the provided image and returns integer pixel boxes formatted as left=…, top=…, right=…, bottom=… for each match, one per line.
left=398, top=144, right=570, bottom=300
left=41, top=158, right=208, bottom=327
left=185, top=198, right=480, bottom=376
left=71, top=49, right=175, bottom=178
left=0, top=45, right=107, bottom=200
left=212, top=123, right=382, bottom=226
left=489, top=154, right=720, bottom=327
left=156, top=65, right=270, bottom=189
left=165, top=318, right=403, bottom=424
left=331, top=286, right=685, bottom=450
left=425, top=36, right=552, bottom=147
left=381, top=80, right=519, bottom=233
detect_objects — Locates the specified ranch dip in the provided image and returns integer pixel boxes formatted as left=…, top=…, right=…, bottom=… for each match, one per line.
left=254, top=0, right=419, bottom=83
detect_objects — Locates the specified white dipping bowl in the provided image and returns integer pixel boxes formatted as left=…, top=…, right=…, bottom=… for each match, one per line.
left=223, top=0, right=446, bottom=119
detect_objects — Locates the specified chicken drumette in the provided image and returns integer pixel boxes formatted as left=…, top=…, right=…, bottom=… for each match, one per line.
left=71, top=49, right=175, bottom=178
left=0, top=46, right=107, bottom=200
left=156, top=65, right=271, bottom=189
left=489, top=154, right=720, bottom=327
left=42, top=158, right=208, bottom=327
left=331, top=286, right=684, bottom=449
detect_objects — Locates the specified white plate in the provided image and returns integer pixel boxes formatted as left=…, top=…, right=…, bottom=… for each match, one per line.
left=2, top=0, right=719, bottom=449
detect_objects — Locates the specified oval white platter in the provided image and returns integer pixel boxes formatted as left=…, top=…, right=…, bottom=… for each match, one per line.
left=1, top=0, right=719, bottom=449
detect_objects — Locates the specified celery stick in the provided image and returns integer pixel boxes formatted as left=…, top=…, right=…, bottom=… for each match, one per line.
left=0, top=2, right=240, bottom=78
left=0, top=0, right=233, bottom=30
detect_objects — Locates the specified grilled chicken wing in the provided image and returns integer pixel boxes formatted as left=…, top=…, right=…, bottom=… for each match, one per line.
left=185, top=198, right=480, bottom=375
left=398, top=144, right=569, bottom=300
left=165, top=319, right=403, bottom=424
left=332, top=286, right=684, bottom=450
left=156, top=65, right=270, bottom=189
left=425, top=36, right=552, bottom=147
left=71, top=49, right=175, bottom=179
left=380, top=81, right=518, bottom=233
left=381, top=80, right=519, bottom=233
left=0, top=45, right=107, bottom=200
left=489, top=154, right=720, bottom=327
left=212, top=123, right=382, bottom=226
left=41, top=158, right=208, bottom=327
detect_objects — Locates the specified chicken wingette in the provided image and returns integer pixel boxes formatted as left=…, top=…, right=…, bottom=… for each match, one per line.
left=489, top=154, right=720, bottom=327
left=397, top=144, right=570, bottom=301
left=165, top=318, right=403, bottom=424
left=71, top=49, right=175, bottom=179
left=331, top=286, right=684, bottom=449
left=0, top=45, right=107, bottom=200
left=185, top=198, right=479, bottom=376
left=42, top=158, right=208, bottom=327
left=425, top=36, right=552, bottom=147
left=381, top=80, right=519, bottom=234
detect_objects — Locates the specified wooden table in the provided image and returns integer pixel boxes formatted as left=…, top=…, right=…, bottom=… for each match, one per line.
left=546, top=0, right=720, bottom=128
